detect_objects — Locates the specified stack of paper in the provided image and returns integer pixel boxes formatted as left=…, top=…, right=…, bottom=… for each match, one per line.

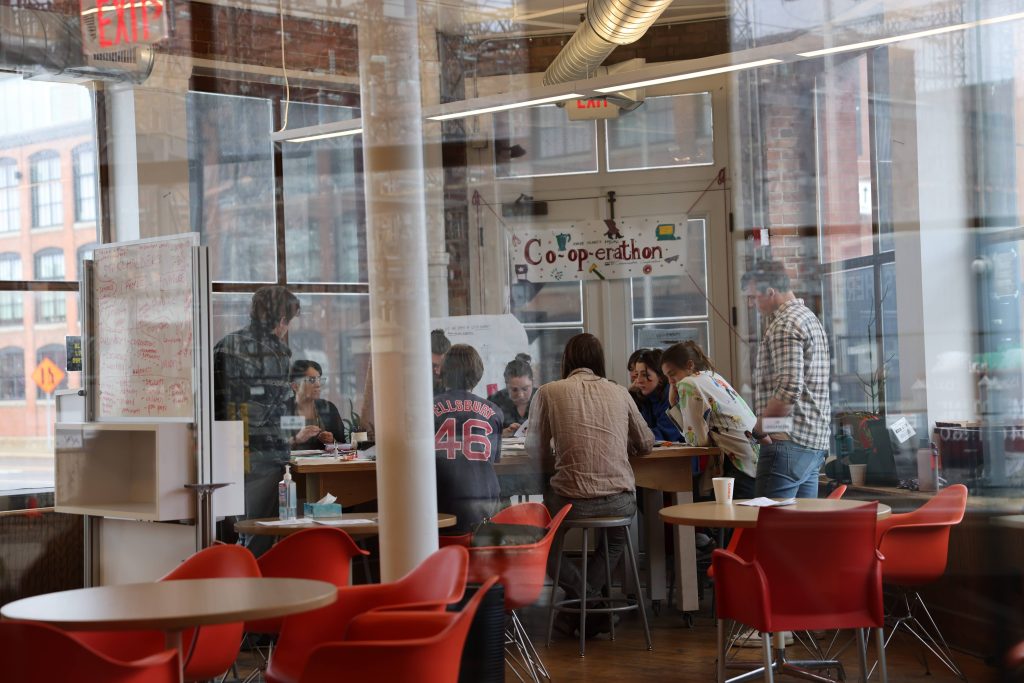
left=737, top=497, right=797, bottom=507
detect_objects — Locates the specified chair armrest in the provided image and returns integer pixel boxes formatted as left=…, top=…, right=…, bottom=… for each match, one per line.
left=876, top=520, right=954, bottom=548
left=710, top=549, right=772, bottom=632
left=372, top=600, right=451, bottom=614
left=345, top=611, right=455, bottom=641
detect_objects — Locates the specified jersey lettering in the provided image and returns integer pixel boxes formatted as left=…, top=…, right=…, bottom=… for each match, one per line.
left=434, top=417, right=493, bottom=461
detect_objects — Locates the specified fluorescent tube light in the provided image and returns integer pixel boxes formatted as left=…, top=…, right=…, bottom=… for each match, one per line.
left=593, top=58, right=782, bottom=93
left=798, top=11, right=1024, bottom=57
left=285, top=128, right=363, bottom=143
left=427, top=94, right=582, bottom=121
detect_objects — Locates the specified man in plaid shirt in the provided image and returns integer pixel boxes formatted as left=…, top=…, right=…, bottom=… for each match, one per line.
left=742, top=261, right=831, bottom=498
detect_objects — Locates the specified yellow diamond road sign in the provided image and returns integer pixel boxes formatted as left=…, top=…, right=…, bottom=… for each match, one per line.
left=32, top=357, right=66, bottom=395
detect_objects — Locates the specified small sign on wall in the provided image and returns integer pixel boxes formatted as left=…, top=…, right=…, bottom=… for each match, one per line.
left=80, top=0, right=169, bottom=54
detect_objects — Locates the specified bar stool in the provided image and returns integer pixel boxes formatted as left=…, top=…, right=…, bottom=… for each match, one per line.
left=545, top=515, right=652, bottom=657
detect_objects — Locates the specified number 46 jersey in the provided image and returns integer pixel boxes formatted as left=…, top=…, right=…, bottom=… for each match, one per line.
left=432, top=389, right=504, bottom=527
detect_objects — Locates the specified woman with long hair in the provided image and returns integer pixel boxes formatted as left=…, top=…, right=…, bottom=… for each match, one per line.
left=661, top=341, right=759, bottom=499
left=630, top=348, right=683, bottom=442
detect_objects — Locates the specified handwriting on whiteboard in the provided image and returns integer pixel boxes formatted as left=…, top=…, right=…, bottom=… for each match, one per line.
left=93, top=237, right=195, bottom=419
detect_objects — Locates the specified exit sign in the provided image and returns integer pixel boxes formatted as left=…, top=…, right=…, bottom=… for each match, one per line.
left=566, top=97, right=621, bottom=121
left=80, top=0, right=169, bottom=54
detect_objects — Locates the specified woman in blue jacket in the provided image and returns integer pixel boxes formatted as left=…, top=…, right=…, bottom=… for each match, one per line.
left=630, top=348, right=683, bottom=442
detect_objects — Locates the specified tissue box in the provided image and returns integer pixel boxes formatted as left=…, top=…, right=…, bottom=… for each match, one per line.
left=303, top=502, right=342, bottom=518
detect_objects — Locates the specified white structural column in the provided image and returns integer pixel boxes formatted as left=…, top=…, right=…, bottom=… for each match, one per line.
left=358, top=0, right=439, bottom=580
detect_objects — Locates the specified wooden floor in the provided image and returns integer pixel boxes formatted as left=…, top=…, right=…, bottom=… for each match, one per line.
left=235, top=605, right=998, bottom=682
left=522, top=606, right=999, bottom=683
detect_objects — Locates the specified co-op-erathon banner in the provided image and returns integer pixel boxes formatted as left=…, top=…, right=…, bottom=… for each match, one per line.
left=509, top=215, right=688, bottom=283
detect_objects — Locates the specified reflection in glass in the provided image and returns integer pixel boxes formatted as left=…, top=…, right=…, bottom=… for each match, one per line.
left=631, top=218, right=708, bottom=320
left=511, top=280, right=583, bottom=325
left=494, top=105, right=597, bottom=178
left=607, top=93, right=714, bottom=172
left=187, top=93, right=277, bottom=283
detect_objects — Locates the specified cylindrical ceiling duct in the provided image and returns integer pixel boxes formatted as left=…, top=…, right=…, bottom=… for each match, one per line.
left=542, top=0, right=674, bottom=86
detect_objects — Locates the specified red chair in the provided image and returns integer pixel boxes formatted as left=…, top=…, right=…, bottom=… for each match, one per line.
left=266, top=545, right=470, bottom=683
left=76, top=544, right=260, bottom=682
left=874, top=484, right=968, bottom=679
left=708, top=485, right=848, bottom=580
left=465, top=503, right=571, bottom=682
left=296, top=576, right=500, bottom=682
left=0, top=620, right=179, bottom=683
left=247, top=527, right=369, bottom=634
left=712, top=503, right=887, bottom=683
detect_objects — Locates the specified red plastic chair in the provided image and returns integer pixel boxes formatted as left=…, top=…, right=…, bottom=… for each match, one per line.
left=465, top=504, right=571, bottom=682
left=296, top=576, right=500, bottom=683
left=874, top=484, right=968, bottom=679
left=266, top=545, right=470, bottom=683
left=708, top=485, right=847, bottom=580
left=76, top=544, right=260, bottom=682
left=0, top=620, right=179, bottom=683
left=712, top=503, right=887, bottom=683
left=247, top=527, right=369, bottom=635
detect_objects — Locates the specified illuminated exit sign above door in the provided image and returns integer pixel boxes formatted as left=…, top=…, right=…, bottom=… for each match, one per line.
left=565, top=97, right=621, bottom=121
left=80, top=0, right=169, bottom=54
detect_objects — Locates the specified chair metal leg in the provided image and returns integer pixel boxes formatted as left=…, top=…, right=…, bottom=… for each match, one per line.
left=875, top=627, right=888, bottom=683
left=604, top=527, right=615, bottom=641
left=578, top=527, right=589, bottom=658
left=546, top=529, right=567, bottom=648
left=856, top=628, right=869, bottom=683
left=762, top=632, right=776, bottom=683
left=624, top=527, right=652, bottom=651
left=717, top=619, right=727, bottom=683
left=506, top=611, right=549, bottom=683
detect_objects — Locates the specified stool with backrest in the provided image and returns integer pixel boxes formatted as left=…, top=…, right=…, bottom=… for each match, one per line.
left=545, top=514, right=652, bottom=658
left=296, top=576, right=500, bottom=683
left=74, top=543, right=260, bottom=682
left=465, top=503, right=571, bottom=682
left=874, top=484, right=968, bottom=680
left=712, top=503, right=887, bottom=683
left=266, top=545, right=470, bottom=683
left=0, top=620, right=180, bottom=683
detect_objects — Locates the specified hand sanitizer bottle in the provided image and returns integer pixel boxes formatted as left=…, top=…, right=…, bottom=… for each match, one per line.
left=278, top=464, right=297, bottom=520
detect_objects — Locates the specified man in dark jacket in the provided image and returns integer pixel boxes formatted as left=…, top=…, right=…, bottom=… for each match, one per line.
left=214, top=286, right=300, bottom=553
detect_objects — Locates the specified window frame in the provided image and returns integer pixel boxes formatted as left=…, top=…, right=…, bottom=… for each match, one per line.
left=73, top=143, right=97, bottom=224
left=0, top=158, right=18, bottom=234
left=29, top=150, right=63, bottom=229
left=0, top=346, right=25, bottom=401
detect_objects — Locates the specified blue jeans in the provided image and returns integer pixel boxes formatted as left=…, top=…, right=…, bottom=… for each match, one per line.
left=754, top=440, right=825, bottom=499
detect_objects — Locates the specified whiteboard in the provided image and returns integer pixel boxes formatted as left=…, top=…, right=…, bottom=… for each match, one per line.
left=430, top=314, right=530, bottom=397
left=92, top=235, right=198, bottom=420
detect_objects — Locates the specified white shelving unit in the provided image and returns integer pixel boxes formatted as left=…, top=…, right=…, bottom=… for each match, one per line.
left=55, top=422, right=195, bottom=521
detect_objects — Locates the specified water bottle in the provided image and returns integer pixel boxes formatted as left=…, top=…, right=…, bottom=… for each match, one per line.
left=278, top=464, right=297, bottom=520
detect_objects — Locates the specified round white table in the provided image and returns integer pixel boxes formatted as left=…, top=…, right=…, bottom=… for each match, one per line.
left=659, top=498, right=892, bottom=529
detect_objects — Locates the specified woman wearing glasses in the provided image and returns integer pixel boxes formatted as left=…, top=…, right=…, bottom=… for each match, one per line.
left=285, top=359, right=345, bottom=450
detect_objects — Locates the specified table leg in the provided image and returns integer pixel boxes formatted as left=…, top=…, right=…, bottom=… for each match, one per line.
left=165, top=630, right=184, bottom=683
left=672, top=491, right=699, bottom=612
left=642, top=488, right=667, bottom=605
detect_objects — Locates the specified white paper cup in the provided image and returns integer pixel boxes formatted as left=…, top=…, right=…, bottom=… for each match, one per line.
left=849, top=463, right=867, bottom=486
left=712, top=477, right=735, bottom=504
left=352, top=431, right=368, bottom=445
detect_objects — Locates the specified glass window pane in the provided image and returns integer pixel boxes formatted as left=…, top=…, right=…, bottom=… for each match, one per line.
left=511, top=281, right=582, bottom=324
left=0, top=158, right=18, bottom=234
left=633, top=322, right=709, bottom=352
left=494, top=105, right=597, bottom=179
left=187, top=92, right=277, bottom=283
left=823, top=266, right=886, bottom=414
left=607, top=93, right=714, bottom=172
left=631, top=218, right=708, bottom=319
left=524, top=327, right=583, bottom=385
left=282, top=102, right=367, bottom=284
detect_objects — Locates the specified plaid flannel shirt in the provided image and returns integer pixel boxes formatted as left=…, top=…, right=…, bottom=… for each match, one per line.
left=753, top=298, right=832, bottom=451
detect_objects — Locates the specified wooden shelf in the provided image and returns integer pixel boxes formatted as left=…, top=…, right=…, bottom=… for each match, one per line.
left=55, top=422, right=195, bottom=522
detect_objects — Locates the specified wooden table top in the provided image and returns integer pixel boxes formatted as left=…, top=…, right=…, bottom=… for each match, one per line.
left=659, top=498, right=892, bottom=529
left=992, top=514, right=1024, bottom=529
left=0, top=578, right=337, bottom=631
left=291, top=444, right=718, bottom=474
left=234, top=512, right=457, bottom=537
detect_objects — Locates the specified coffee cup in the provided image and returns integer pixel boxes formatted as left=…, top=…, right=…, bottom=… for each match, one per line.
left=712, top=477, right=735, bottom=504
left=849, top=463, right=867, bottom=486
left=352, top=431, right=368, bottom=445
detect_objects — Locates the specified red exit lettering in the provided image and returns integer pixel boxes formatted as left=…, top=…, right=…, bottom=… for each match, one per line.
left=95, top=0, right=164, bottom=49
left=575, top=98, right=609, bottom=109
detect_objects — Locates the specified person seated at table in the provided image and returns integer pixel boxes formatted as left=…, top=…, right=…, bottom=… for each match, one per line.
left=630, top=347, right=683, bottom=443
left=284, top=360, right=345, bottom=451
left=527, top=333, right=654, bottom=636
left=661, top=341, right=759, bottom=499
left=626, top=347, right=647, bottom=402
left=488, top=353, right=537, bottom=437
left=433, top=344, right=504, bottom=533
left=431, top=328, right=452, bottom=395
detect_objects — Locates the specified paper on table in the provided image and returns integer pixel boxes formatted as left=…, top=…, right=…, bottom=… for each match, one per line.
left=256, top=518, right=315, bottom=526
left=513, top=421, right=528, bottom=439
left=291, top=450, right=327, bottom=456
left=313, top=518, right=376, bottom=527
left=737, top=497, right=796, bottom=507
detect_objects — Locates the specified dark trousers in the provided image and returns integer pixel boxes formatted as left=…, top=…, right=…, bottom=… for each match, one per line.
left=544, top=490, right=637, bottom=600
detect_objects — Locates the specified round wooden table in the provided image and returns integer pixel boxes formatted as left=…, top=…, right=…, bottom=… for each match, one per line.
left=659, top=498, right=892, bottom=529
left=234, top=512, right=458, bottom=538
